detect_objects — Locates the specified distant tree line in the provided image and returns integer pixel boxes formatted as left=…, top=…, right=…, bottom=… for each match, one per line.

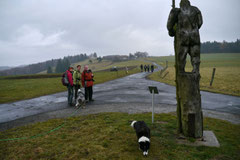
left=97, top=57, right=102, bottom=62
left=47, top=66, right=53, bottom=74
left=54, top=58, right=71, bottom=73
left=0, top=53, right=89, bottom=76
left=89, top=52, right=97, bottom=58
left=201, top=39, right=240, bottom=53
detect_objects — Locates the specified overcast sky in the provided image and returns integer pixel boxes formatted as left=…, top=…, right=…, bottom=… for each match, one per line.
left=0, top=0, right=239, bottom=66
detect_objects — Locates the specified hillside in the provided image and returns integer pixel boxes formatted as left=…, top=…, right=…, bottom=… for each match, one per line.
left=38, top=57, right=150, bottom=74
left=0, top=52, right=149, bottom=76
left=0, top=54, right=88, bottom=76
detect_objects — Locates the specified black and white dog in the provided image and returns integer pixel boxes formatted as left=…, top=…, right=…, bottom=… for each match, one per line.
left=75, top=89, right=86, bottom=108
left=131, top=121, right=151, bottom=156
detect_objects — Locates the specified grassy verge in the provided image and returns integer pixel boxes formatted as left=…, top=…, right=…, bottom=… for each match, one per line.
left=147, top=53, right=240, bottom=96
left=0, top=67, right=139, bottom=104
left=0, top=112, right=239, bottom=160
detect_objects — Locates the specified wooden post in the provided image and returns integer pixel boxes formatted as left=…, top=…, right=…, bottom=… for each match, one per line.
left=210, top=68, right=216, bottom=86
left=162, top=72, right=169, bottom=79
left=177, top=73, right=203, bottom=137
left=159, top=69, right=163, bottom=77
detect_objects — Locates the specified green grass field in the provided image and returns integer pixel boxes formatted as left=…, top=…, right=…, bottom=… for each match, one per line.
left=0, top=67, right=139, bottom=104
left=0, top=112, right=239, bottom=160
left=147, top=53, right=240, bottom=96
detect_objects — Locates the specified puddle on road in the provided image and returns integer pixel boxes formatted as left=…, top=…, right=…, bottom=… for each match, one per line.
left=54, top=97, right=67, bottom=103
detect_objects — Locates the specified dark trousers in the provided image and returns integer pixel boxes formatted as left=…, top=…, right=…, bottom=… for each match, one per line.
left=67, top=85, right=73, bottom=105
left=85, top=86, right=93, bottom=101
left=74, top=85, right=80, bottom=100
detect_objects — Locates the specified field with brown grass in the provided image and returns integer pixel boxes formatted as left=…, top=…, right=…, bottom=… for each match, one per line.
left=147, top=53, right=240, bottom=96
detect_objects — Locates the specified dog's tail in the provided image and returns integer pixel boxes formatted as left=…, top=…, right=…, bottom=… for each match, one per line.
left=130, top=121, right=137, bottom=128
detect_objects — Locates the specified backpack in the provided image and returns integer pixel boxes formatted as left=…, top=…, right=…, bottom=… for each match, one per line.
left=61, top=71, right=69, bottom=86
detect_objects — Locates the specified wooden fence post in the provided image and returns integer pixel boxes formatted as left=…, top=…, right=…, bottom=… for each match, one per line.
left=210, top=68, right=216, bottom=86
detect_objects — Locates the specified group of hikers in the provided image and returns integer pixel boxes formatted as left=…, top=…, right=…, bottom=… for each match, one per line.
left=140, top=64, right=154, bottom=73
left=65, top=65, right=94, bottom=106
left=64, top=64, right=154, bottom=106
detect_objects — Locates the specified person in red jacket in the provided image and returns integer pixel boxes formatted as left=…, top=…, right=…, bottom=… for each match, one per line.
left=81, top=65, right=94, bottom=102
left=67, top=67, right=74, bottom=106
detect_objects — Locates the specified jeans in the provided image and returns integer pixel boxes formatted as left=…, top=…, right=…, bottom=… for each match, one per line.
left=67, top=85, right=73, bottom=104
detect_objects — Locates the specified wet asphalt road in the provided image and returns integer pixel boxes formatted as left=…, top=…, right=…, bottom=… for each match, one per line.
left=0, top=64, right=240, bottom=124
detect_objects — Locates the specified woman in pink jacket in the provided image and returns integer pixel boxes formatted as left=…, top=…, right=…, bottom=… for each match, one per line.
left=66, top=67, right=74, bottom=106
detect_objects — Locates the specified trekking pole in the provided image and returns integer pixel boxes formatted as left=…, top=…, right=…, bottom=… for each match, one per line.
left=172, top=0, right=175, bottom=8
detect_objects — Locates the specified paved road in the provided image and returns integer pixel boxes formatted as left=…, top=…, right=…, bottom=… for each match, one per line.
left=0, top=64, right=240, bottom=126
